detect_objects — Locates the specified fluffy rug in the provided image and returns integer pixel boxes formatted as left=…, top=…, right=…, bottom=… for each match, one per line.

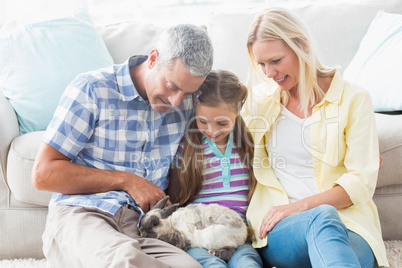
left=0, top=258, right=48, bottom=268
left=0, top=240, right=400, bottom=267
left=384, top=240, right=402, bottom=268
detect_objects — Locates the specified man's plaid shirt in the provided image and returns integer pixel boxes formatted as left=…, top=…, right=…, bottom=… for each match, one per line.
left=43, top=56, right=193, bottom=216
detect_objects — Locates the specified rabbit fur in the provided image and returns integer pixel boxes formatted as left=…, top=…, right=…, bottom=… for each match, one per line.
left=139, top=196, right=250, bottom=261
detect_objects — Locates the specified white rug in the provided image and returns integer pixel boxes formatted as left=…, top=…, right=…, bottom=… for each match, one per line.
left=385, top=240, right=402, bottom=268
left=0, top=240, right=401, bottom=267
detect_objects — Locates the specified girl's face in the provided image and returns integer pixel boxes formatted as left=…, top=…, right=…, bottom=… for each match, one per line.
left=252, top=39, right=300, bottom=94
left=195, top=102, right=238, bottom=146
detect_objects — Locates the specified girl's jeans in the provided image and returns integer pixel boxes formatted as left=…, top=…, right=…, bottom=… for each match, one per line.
left=259, top=204, right=378, bottom=268
left=187, top=242, right=263, bottom=268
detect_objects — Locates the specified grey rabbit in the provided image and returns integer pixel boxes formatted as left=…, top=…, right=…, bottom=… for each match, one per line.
left=139, top=195, right=252, bottom=261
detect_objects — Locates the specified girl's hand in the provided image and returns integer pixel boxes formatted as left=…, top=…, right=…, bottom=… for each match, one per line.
left=259, top=203, right=302, bottom=239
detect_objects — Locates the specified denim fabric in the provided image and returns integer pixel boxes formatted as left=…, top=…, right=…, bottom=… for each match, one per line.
left=187, top=243, right=263, bottom=268
left=258, top=205, right=377, bottom=268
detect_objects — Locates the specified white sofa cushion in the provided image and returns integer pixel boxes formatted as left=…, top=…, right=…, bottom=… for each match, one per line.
left=0, top=8, right=113, bottom=135
left=98, top=22, right=167, bottom=64
left=344, top=10, right=402, bottom=112
left=7, top=131, right=52, bottom=206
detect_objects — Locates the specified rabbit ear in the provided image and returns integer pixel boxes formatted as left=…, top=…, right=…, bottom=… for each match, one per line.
left=161, top=203, right=179, bottom=219
left=152, top=195, right=170, bottom=210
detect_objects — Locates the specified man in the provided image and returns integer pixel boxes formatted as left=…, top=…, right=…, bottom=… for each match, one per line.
left=32, top=24, right=213, bottom=267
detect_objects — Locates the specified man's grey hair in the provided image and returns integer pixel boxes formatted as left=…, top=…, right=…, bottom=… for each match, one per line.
left=155, top=24, right=213, bottom=77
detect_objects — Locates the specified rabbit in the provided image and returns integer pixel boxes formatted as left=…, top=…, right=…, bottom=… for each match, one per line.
left=139, top=195, right=252, bottom=261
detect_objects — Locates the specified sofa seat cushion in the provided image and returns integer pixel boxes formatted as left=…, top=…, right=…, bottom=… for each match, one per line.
left=7, top=131, right=52, bottom=206
left=373, top=184, right=402, bottom=240
left=375, top=113, right=402, bottom=188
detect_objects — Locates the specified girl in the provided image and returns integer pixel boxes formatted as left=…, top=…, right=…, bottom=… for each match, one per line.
left=168, top=70, right=262, bottom=268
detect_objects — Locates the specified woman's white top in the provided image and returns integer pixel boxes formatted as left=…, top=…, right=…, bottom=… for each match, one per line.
left=267, top=105, right=319, bottom=203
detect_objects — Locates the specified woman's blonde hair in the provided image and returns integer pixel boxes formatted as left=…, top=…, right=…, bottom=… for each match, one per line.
left=174, top=70, right=257, bottom=205
left=246, top=7, right=337, bottom=115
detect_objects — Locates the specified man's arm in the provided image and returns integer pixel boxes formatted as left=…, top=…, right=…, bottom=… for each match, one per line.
left=32, top=142, right=169, bottom=212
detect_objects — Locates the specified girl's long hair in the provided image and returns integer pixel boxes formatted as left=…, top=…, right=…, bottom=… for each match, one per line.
left=174, top=70, right=256, bottom=205
left=246, top=7, right=337, bottom=116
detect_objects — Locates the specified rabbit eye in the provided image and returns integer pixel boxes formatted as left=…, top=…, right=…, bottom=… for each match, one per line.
left=149, top=215, right=159, bottom=227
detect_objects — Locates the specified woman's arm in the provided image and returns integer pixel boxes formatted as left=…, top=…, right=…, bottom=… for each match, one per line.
left=258, top=185, right=352, bottom=239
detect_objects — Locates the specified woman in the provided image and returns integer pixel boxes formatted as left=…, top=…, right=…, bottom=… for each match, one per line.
left=242, top=7, right=388, bottom=268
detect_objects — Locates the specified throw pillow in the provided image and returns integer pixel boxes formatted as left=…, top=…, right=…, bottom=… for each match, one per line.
left=343, top=10, right=402, bottom=112
left=0, top=8, right=113, bottom=134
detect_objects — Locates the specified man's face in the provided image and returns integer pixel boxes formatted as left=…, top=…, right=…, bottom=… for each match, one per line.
left=144, top=53, right=205, bottom=113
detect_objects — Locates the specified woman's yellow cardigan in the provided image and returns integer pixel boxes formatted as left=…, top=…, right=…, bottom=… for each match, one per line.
left=242, top=72, right=389, bottom=267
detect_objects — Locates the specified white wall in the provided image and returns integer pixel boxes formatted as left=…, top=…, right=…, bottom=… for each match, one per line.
left=0, top=0, right=319, bottom=27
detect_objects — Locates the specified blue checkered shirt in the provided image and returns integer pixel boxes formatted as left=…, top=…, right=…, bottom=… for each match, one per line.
left=43, top=55, right=193, bottom=218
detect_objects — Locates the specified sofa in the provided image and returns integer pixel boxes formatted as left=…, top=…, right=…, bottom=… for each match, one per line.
left=0, top=0, right=401, bottom=260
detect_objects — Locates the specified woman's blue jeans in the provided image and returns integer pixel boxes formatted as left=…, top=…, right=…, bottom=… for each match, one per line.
left=187, top=242, right=263, bottom=268
left=259, top=204, right=378, bottom=268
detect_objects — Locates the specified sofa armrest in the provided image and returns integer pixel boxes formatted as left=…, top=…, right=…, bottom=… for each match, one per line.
left=375, top=113, right=402, bottom=188
left=0, top=89, right=19, bottom=180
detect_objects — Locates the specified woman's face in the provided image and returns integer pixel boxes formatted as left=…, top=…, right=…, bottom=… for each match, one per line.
left=252, top=39, right=300, bottom=93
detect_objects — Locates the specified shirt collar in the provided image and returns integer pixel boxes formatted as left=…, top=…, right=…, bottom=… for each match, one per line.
left=315, top=71, right=344, bottom=108
left=272, top=86, right=281, bottom=104
left=116, top=55, right=148, bottom=101
left=202, top=130, right=234, bottom=155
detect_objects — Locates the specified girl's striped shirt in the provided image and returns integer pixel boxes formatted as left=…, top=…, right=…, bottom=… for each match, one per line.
left=172, top=131, right=250, bottom=221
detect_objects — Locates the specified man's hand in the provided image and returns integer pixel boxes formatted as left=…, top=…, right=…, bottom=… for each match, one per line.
left=32, top=143, right=171, bottom=213
left=123, top=175, right=172, bottom=213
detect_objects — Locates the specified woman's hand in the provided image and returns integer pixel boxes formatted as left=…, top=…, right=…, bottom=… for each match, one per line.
left=379, top=154, right=384, bottom=170
left=259, top=185, right=353, bottom=239
left=259, top=202, right=305, bottom=239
